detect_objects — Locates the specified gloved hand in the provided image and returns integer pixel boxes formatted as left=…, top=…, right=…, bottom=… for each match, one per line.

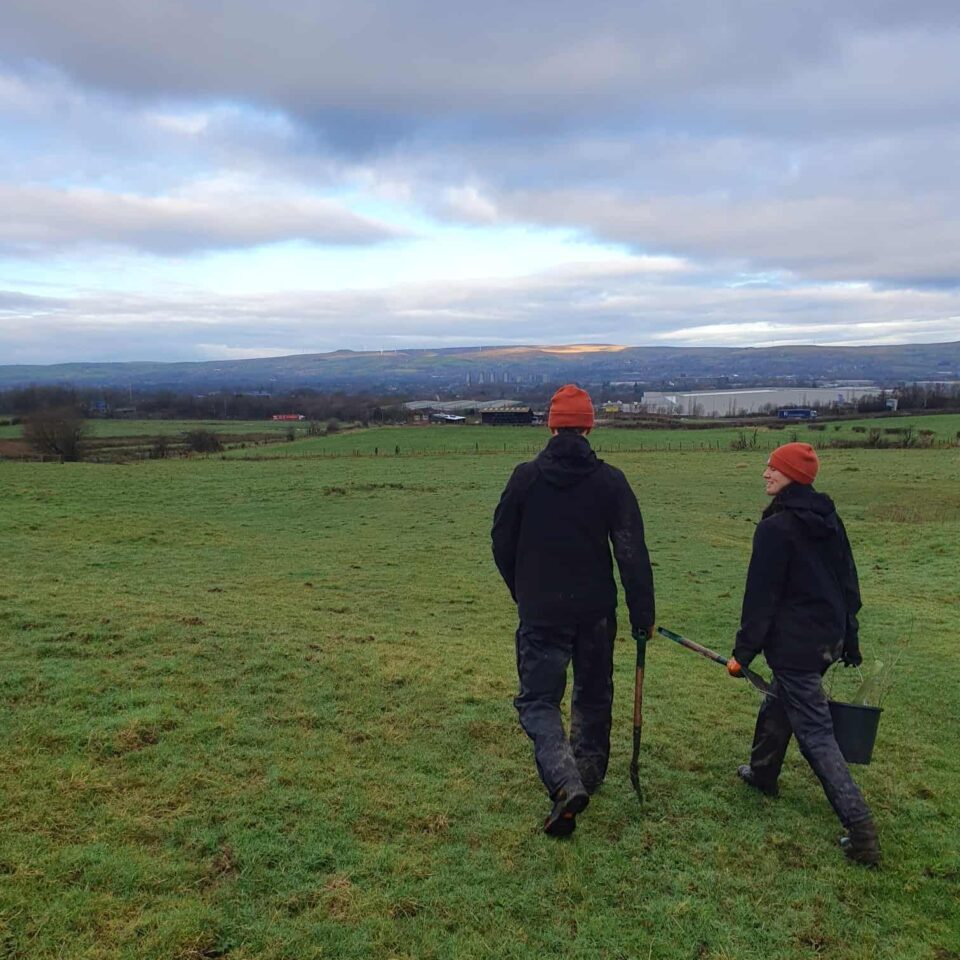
left=632, top=625, right=653, bottom=643
left=727, top=657, right=743, bottom=677
left=841, top=647, right=863, bottom=667
left=840, top=630, right=863, bottom=667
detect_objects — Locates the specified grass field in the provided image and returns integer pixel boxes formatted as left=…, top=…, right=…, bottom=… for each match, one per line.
left=0, top=419, right=303, bottom=462
left=0, top=420, right=302, bottom=442
left=1, top=437, right=959, bottom=959
left=2, top=413, right=960, bottom=450
left=218, top=415, right=960, bottom=462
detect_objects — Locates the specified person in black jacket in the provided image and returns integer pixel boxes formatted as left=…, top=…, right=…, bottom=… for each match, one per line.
left=492, top=384, right=655, bottom=836
left=729, top=442, right=879, bottom=865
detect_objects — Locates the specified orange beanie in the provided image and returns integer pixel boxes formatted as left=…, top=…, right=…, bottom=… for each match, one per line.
left=769, top=442, right=819, bottom=485
left=548, top=384, right=595, bottom=429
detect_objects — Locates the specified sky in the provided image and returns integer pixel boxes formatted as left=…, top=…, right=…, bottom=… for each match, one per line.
left=1, top=0, right=959, bottom=364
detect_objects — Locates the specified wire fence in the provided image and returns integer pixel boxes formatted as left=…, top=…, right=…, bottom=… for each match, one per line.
left=4, top=436, right=957, bottom=463
left=223, top=436, right=960, bottom=461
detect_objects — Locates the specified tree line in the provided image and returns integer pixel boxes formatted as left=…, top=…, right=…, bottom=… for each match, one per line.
left=0, top=386, right=408, bottom=423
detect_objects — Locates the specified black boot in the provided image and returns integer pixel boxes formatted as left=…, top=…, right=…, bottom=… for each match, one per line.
left=576, top=759, right=604, bottom=795
left=840, top=818, right=881, bottom=867
left=543, top=788, right=589, bottom=837
left=737, top=764, right=780, bottom=797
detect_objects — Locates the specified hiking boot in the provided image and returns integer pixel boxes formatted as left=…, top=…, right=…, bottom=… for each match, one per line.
left=737, top=764, right=780, bottom=798
left=840, top=818, right=881, bottom=867
left=576, top=761, right=604, bottom=796
left=543, top=788, right=590, bottom=837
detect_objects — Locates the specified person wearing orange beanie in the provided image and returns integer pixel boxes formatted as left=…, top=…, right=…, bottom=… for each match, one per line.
left=729, top=442, right=879, bottom=865
left=768, top=441, right=819, bottom=487
left=492, top=384, right=654, bottom=836
left=546, top=383, right=595, bottom=430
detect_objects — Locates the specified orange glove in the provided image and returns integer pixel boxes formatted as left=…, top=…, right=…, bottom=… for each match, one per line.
left=727, top=658, right=743, bottom=677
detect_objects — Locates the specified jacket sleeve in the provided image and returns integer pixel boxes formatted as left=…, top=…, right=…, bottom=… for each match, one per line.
left=491, top=464, right=530, bottom=601
left=837, top=517, right=863, bottom=658
left=733, top=520, right=790, bottom=669
left=609, top=471, right=655, bottom=631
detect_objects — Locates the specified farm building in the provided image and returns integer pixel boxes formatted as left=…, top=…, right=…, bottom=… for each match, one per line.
left=641, top=386, right=880, bottom=417
left=480, top=405, right=534, bottom=426
left=403, top=399, right=537, bottom=424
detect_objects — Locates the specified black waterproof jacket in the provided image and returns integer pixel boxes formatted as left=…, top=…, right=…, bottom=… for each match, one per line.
left=734, top=483, right=862, bottom=673
left=491, top=433, right=655, bottom=629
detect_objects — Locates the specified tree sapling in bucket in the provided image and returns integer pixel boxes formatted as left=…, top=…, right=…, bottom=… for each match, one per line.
left=825, top=634, right=907, bottom=765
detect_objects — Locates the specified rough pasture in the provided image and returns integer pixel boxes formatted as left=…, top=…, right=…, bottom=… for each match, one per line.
left=1, top=442, right=958, bottom=959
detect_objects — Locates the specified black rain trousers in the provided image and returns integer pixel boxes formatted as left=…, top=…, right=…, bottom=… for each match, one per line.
left=514, top=616, right=616, bottom=798
left=750, top=668, right=871, bottom=828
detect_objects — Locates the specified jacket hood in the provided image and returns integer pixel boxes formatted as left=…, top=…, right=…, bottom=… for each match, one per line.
left=535, top=432, right=602, bottom=488
left=764, top=483, right=839, bottom=539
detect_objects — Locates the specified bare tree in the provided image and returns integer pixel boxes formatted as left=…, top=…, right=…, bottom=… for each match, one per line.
left=22, top=407, right=87, bottom=461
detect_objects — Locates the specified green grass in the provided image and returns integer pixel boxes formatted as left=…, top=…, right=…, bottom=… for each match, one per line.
left=0, top=419, right=304, bottom=441
left=220, top=415, right=960, bottom=461
left=82, top=419, right=302, bottom=438
left=1, top=441, right=959, bottom=958
left=3, top=412, right=959, bottom=449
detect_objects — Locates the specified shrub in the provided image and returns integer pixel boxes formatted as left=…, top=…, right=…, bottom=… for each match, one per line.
left=183, top=429, right=222, bottom=453
left=149, top=436, right=171, bottom=459
left=730, top=429, right=759, bottom=450
left=22, top=406, right=86, bottom=461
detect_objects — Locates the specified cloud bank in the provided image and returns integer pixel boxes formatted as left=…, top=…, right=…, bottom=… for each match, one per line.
left=1, top=1, right=958, bottom=362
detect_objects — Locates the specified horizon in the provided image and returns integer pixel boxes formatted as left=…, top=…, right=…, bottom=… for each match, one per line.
left=2, top=337, right=960, bottom=374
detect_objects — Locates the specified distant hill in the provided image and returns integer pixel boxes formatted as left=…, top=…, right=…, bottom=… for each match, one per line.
left=1, top=341, right=958, bottom=392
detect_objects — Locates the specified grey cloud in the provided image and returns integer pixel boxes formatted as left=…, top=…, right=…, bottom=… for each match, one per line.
left=0, top=70, right=331, bottom=195
left=2, top=1, right=959, bottom=149
left=494, top=188, right=960, bottom=288
left=0, top=183, right=404, bottom=255
left=3, top=6, right=957, bottom=271
left=338, top=117, right=960, bottom=291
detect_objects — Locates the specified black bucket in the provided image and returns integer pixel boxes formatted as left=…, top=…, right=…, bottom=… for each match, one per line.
left=829, top=700, right=882, bottom=765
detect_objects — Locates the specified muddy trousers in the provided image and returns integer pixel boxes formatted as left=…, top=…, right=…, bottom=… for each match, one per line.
left=750, top=668, right=871, bottom=828
left=514, top=616, right=616, bottom=798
